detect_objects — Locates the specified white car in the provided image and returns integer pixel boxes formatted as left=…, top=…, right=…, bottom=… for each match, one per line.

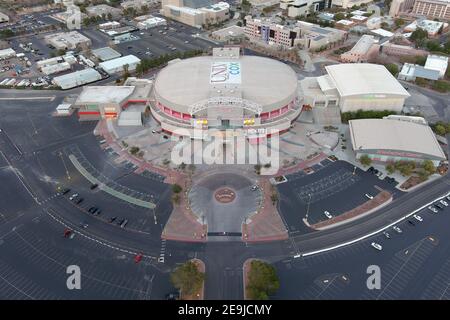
left=428, top=206, right=438, bottom=213
left=365, top=193, right=374, bottom=200
left=439, top=200, right=448, bottom=206
left=324, top=211, right=333, bottom=219
left=69, top=193, right=78, bottom=201
left=251, top=185, right=258, bottom=191
left=413, top=214, right=423, bottom=222
left=371, top=242, right=382, bottom=251
left=393, top=226, right=402, bottom=233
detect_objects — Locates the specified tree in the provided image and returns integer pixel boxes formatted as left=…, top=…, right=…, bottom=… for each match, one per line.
left=394, top=18, right=405, bottom=28
left=0, top=29, right=14, bottom=39
left=122, top=64, right=130, bottom=81
left=334, top=12, right=345, bottom=21
left=434, top=124, right=447, bottom=136
left=359, top=155, right=372, bottom=167
left=426, top=40, right=441, bottom=52
left=422, top=160, right=436, bottom=175
left=170, top=261, right=205, bottom=297
left=246, top=260, right=280, bottom=300
left=415, top=55, right=427, bottom=66
left=386, top=163, right=395, bottom=174
left=385, top=63, right=399, bottom=76
left=172, top=184, right=182, bottom=194
left=410, top=28, right=428, bottom=47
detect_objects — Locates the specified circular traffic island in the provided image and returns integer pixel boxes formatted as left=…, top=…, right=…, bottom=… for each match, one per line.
left=189, top=172, right=262, bottom=236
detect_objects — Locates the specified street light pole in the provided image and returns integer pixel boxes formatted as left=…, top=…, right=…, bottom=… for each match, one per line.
left=305, top=193, right=312, bottom=222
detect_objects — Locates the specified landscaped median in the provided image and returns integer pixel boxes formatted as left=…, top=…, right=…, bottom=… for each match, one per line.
left=308, top=188, right=393, bottom=230
left=170, top=259, right=205, bottom=300
left=243, top=259, right=279, bottom=300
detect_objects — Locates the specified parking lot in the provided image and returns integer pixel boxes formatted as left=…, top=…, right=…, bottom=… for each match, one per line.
left=274, top=195, right=450, bottom=299
left=113, top=22, right=217, bottom=60
left=277, top=160, right=400, bottom=234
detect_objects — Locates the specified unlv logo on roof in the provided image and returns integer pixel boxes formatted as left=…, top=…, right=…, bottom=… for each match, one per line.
left=210, top=62, right=241, bottom=84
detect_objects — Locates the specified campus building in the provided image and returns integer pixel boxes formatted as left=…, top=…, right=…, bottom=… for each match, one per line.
left=243, top=16, right=347, bottom=50
left=300, top=63, right=410, bottom=113
left=412, top=0, right=450, bottom=20
left=44, top=31, right=92, bottom=50
left=349, top=117, right=446, bottom=165
left=150, top=47, right=302, bottom=140
left=160, top=0, right=230, bottom=28
left=74, top=78, right=152, bottom=121
left=340, top=35, right=380, bottom=63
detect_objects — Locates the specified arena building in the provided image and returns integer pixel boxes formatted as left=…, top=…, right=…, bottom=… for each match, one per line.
left=150, top=47, right=301, bottom=140
left=349, top=117, right=446, bottom=165
left=300, top=63, right=410, bottom=113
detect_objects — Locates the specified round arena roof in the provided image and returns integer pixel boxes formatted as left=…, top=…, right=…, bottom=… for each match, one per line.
left=153, top=55, right=298, bottom=113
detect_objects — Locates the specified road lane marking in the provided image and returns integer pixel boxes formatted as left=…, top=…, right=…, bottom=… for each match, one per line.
left=0, top=96, right=55, bottom=101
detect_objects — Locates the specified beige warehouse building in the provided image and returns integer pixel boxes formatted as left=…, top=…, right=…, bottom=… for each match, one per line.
left=300, top=63, right=410, bottom=113
left=349, top=117, right=446, bottom=165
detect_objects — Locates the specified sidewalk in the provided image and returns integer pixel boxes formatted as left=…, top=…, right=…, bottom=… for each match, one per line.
left=242, top=179, right=288, bottom=243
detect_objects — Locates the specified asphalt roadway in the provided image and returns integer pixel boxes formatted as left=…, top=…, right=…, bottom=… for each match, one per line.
left=0, top=89, right=450, bottom=299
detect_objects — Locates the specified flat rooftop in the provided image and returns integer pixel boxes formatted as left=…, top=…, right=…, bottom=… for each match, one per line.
left=325, top=63, right=410, bottom=97
left=76, top=86, right=135, bottom=104
left=349, top=119, right=446, bottom=160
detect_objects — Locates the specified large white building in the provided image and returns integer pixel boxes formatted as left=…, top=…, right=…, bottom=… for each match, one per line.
left=331, top=0, right=373, bottom=8
left=99, top=55, right=141, bottom=75
left=150, top=47, right=302, bottom=140
left=300, top=63, right=410, bottom=113
left=53, top=68, right=102, bottom=89
left=0, top=48, right=16, bottom=59
left=398, top=54, right=448, bottom=81
left=349, top=117, right=446, bottom=165
left=161, top=0, right=230, bottom=28
left=280, top=0, right=331, bottom=18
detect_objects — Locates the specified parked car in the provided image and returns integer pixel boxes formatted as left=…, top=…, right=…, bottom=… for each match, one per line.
left=413, top=214, right=423, bottom=222
left=324, top=211, right=332, bottom=219
left=69, top=193, right=78, bottom=201
left=435, top=202, right=445, bottom=210
left=108, top=216, right=117, bottom=223
left=371, top=242, right=382, bottom=251
left=439, top=200, right=448, bottom=207
left=393, top=226, right=402, bottom=233
left=428, top=206, right=438, bottom=213
left=365, top=193, right=374, bottom=200
left=120, top=219, right=128, bottom=228
left=90, top=183, right=98, bottom=190
left=383, top=231, right=390, bottom=239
